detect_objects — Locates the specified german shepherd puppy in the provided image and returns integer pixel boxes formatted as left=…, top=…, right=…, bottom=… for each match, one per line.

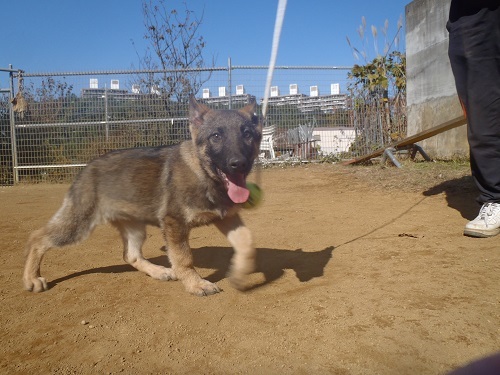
left=23, top=96, right=262, bottom=296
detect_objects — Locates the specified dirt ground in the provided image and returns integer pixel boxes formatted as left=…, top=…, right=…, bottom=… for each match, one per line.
left=1, top=161, right=499, bottom=375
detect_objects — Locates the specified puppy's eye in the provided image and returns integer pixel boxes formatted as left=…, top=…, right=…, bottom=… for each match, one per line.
left=210, top=132, right=222, bottom=142
left=243, top=129, right=252, bottom=139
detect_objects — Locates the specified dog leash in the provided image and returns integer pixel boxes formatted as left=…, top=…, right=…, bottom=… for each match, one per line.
left=262, top=0, right=288, bottom=120
left=256, top=0, right=287, bottom=188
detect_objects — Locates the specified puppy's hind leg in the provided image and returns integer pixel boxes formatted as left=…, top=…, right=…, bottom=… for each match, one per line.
left=23, top=228, right=52, bottom=292
left=23, top=196, right=97, bottom=292
left=115, top=221, right=177, bottom=281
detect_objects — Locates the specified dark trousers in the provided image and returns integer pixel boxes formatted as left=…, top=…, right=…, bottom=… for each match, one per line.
left=447, top=7, right=500, bottom=204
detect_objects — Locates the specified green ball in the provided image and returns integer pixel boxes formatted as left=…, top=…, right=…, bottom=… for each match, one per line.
left=243, top=182, right=263, bottom=209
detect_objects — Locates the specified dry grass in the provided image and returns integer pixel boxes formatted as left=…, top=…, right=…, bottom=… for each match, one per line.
left=343, top=158, right=474, bottom=193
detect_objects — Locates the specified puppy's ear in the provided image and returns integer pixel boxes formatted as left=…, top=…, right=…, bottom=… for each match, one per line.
left=239, top=98, right=257, bottom=118
left=239, top=99, right=261, bottom=132
left=189, top=95, right=210, bottom=127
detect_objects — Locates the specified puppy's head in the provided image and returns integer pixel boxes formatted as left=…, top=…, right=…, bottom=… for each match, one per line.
left=189, top=95, right=262, bottom=203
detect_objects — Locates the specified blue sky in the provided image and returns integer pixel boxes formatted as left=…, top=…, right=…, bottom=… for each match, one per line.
left=2, top=0, right=409, bottom=74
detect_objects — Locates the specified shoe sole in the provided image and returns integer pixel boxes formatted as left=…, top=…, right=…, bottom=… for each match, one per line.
left=463, top=227, right=500, bottom=238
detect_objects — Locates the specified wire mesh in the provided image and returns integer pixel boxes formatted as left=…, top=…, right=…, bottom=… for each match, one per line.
left=0, top=65, right=406, bottom=184
left=0, top=91, right=12, bottom=185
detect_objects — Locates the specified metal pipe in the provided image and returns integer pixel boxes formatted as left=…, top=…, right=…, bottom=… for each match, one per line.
left=104, top=86, right=109, bottom=141
left=15, top=164, right=87, bottom=169
left=0, top=67, right=19, bottom=73
left=381, top=147, right=402, bottom=168
left=19, top=66, right=351, bottom=78
left=228, top=57, right=232, bottom=109
left=9, top=64, right=19, bottom=183
left=14, top=117, right=188, bottom=129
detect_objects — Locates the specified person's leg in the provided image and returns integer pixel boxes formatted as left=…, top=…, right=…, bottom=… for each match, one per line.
left=448, top=8, right=500, bottom=237
left=464, top=8, right=500, bottom=204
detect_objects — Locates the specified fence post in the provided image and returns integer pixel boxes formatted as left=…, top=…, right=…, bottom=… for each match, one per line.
left=9, top=65, right=19, bottom=184
left=228, top=57, right=232, bottom=109
left=104, top=86, right=109, bottom=141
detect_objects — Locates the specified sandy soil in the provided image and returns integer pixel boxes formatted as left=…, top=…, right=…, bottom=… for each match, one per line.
left=1, top=162, right=499, bottom=375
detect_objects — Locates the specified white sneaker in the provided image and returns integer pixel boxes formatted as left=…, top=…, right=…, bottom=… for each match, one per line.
left=464, top=203, right=500, bottom=238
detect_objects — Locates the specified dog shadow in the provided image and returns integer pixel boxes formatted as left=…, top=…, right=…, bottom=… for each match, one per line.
left=48, top=246, right=334, bottom=291
left=193, top=246, right=334, bottom=290
left=422, top=175, right=479, bottom=220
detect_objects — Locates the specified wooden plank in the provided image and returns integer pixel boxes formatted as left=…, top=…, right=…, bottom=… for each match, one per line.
left=342, top=115, right=467, bottom=165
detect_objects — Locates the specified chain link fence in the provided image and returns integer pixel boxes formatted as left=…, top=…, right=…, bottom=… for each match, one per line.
left=0, top=63, right=406, bottom=185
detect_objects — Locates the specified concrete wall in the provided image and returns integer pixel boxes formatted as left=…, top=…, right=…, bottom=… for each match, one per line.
left=405, top=0, right=468, bottom=158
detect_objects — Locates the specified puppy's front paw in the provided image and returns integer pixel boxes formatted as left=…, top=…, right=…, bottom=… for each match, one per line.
left=228, top=274, right=250, bottom=291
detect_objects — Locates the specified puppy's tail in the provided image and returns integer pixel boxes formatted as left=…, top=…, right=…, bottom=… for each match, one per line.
left=39, top=183, right=99, bottom=248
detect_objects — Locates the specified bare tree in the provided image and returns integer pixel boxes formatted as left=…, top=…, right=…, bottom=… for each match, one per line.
left=134, top=0, right=214, bottom=107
